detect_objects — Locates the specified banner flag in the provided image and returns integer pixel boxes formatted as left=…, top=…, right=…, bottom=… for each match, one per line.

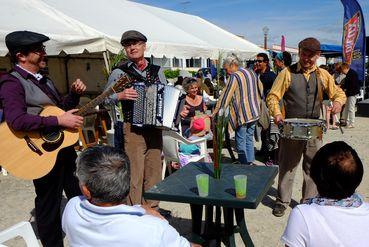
left=281, top=35, right=286, bottom=52
left=340, top=0, right=366, bottom=82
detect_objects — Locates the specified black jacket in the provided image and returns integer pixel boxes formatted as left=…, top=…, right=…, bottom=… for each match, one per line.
left=258, top=68, right=276, bottom=98
left=342, top=69, right=361, bottom=97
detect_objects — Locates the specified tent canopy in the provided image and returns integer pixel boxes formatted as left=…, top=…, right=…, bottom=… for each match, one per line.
left=0, top=0, right=265, bottom=59
left=0, top=0, right=118, bottom=56
left=320, top=44, right=342, bottom=57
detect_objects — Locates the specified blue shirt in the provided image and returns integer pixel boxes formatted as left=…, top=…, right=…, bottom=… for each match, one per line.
left=62, top=196, right=190, bottom=247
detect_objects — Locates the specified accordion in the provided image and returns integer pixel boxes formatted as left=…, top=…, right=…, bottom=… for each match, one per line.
left=132, top=82, right=183, bottom=130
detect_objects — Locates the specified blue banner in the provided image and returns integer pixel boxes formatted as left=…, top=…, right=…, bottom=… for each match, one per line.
left=340, top=0, right=366, bottom=83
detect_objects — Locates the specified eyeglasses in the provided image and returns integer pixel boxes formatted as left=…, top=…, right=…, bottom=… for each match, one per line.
left=256, top=60, right=264, bottom=63
left=123, top=41, right=145, bottom=48
left=30, top=45, right=46, bottom=54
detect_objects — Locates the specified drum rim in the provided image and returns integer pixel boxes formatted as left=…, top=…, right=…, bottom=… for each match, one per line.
left=283, top=118, right=325, bottom=126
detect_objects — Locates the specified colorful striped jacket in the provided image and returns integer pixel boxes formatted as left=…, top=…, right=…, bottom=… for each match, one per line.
left=213, top=67, right=261, bottom=130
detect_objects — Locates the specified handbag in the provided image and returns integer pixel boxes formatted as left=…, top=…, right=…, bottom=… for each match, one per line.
left=256, top=81, right=270, bottom=130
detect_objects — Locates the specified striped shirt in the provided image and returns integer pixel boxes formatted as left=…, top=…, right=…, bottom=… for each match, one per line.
left=213, top=67, right=261, bottom=130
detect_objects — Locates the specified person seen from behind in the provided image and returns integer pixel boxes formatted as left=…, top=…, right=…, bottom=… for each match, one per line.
left=62, top=145, right=201, bottom=247
left=281, top=141, right=369, bottom=247
left=341, top=62, right=361, bottom=129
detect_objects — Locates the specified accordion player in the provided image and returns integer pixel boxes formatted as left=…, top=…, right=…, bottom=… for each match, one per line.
left=132, top=82, right=184, bottom=130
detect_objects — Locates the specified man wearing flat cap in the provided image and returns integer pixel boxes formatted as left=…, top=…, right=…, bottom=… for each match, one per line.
left=266, top=37, right=346, bottom=217
left=0, top=30, right=87, bottom=246
left=104, top=30, right=169, bottom=215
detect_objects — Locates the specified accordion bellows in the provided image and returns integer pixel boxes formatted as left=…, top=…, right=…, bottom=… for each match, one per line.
left=132, top=83, right=183, bottom=130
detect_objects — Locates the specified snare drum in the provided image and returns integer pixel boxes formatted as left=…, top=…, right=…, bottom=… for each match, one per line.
left=280, top=118, right=326, bottom=140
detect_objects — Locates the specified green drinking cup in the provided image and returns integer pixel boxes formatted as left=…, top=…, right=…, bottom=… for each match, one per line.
left=196, top=174, right=209, bottom=197
left=234, top=175, right=247, bottom=199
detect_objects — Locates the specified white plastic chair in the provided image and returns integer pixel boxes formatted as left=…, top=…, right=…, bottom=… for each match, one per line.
left=0, top=221, right=39, bottom=247
left=162, top=130, right=209, bottom=179
left=81, top=114, right=98, bottom=144
left=1, top=167, right=7, bottom=176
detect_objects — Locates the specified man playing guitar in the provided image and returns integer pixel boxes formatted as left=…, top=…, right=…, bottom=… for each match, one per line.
left=0, top=31, right=86, bottom=247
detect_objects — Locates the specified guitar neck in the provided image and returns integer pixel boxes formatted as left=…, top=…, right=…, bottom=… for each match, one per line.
left=76, top=88, right=114, bottom=117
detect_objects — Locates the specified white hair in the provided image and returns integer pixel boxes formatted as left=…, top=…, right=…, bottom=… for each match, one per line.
left=223, top=54, right=240, bottom=67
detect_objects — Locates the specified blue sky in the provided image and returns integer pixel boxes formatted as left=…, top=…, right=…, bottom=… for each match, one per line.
left=133, top=0, right=369, bottom=48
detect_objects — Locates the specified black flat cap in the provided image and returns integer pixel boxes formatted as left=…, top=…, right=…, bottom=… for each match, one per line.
left=298, top=37, right=321, bottom=52
left=120, top=30, right=147, bottom=46
left=5, top=31, right=49, bottom=54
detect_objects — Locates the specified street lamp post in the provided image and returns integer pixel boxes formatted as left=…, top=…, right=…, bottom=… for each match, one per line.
left=263, top=26, right=269, bottom=50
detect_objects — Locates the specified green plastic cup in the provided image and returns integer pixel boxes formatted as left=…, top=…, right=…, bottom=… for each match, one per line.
left=234, top=175, right=247, bottom=199
left=196, top=174, right=209, bottom=197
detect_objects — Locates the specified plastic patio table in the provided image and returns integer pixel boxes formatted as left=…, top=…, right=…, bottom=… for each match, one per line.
left=144, top=162, right=278, bottom=247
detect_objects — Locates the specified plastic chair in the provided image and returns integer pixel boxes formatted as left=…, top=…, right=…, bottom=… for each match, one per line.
left=0, top=221, right=39, bottom=247
left=80, top=114, right=98, bottom=146
left=1, top=167, right=7, bottom=176
left=162, top=130, right=209, bottom=179
left=106, top=128, right=115, bottom=147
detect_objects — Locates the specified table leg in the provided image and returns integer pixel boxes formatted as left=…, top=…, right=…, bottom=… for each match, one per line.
left=190, top=204, right=203, bottom=237
left=235, top=208, right=254, bottom=247
left=215, top=206, right=222, bottom=246
left=204, top=205, right=214, bottom=236
left=223, top=207, right=236, bottom=247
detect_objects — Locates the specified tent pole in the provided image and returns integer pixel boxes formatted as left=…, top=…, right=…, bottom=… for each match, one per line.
left=64, top=56, right=70, bottom=93
left=103, top=51, right=111, bottom=73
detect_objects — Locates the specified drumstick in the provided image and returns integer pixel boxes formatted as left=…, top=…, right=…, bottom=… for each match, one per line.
left=329, top=102, right=344, bottom=134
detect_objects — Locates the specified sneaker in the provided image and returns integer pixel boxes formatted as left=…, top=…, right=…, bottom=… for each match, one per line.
left=272, top=204, right=286, bottom=217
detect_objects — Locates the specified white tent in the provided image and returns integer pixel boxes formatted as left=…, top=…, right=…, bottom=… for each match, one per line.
left=40, top=0, right=217, bottom=58
left=0, top=0, right=264, bottom=59
left=137, top=1, right=265, bottom=59
left=42, top=0, right=265, bottom=59
left=0, top=0, right=119, bottom=56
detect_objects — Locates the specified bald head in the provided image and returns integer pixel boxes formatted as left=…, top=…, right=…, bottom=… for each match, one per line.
left=311, top=141, right=363, bottom=200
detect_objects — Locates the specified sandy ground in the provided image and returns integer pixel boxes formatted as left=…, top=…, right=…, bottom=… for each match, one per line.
left=1, top=116, right=369, bottom=247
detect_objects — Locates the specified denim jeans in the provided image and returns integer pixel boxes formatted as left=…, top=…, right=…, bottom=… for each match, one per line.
left=235, top=121, right=256, bottom=165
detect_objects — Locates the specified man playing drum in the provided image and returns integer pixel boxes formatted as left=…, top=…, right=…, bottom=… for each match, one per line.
left=266, top=37, right=346, bottom=217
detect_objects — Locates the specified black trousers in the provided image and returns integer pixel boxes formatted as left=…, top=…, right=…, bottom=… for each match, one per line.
left=33, top=146, right=81, bottom=247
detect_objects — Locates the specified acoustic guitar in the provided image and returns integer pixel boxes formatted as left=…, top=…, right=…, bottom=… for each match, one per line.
left=0, top=75, right=132, bottom=180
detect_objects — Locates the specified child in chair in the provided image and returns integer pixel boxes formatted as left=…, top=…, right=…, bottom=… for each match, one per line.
left=175, top=117, right=212, bottom=168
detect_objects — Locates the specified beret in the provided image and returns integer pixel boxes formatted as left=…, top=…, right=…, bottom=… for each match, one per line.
left=120, top=30, right=147, bottom=45
left=5, top=31, right=49, bottom=53
left=298, top=37, right=321, bottom=52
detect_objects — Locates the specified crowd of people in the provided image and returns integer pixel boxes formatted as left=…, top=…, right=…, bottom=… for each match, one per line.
left=0, top=28, right=367, bottom=247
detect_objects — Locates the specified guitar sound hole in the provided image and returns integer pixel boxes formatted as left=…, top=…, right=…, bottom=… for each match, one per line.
left=42, top=132, right=64, bottom=152
left=40, top=128, right=62, bottom=143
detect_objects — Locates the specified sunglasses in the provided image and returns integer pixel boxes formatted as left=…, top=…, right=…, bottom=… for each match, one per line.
left=256, top=60, right=265, bottom=63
